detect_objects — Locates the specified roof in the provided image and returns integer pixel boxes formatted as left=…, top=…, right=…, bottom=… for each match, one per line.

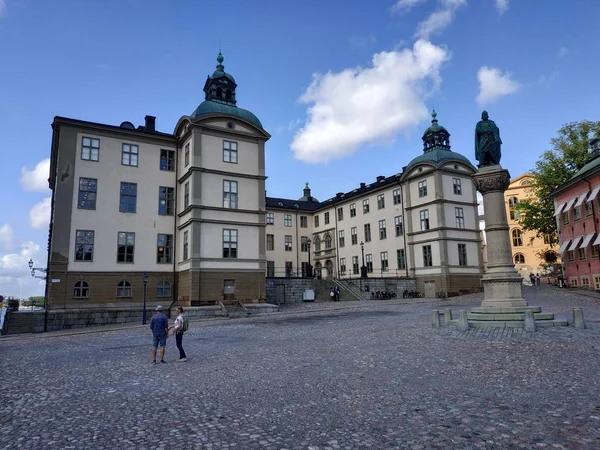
left=265, top=197, right=321, bottom=212
left=405, top=148, right=475, bottom=171
left=190, top=100, right=263, bottom=128
left=550, top=154, right=600, bottom=198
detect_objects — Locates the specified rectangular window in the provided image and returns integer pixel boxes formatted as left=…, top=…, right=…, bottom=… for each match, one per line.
left=458, top=243, right=467, bottom=266
left=284, top=214, right=292, bottom=227
left=364, top=223, right=371, bottom=242
left=338, top=230, right=345, bottom=248
left=223, top=229, right=238, bottom=258
left=581, top=276, right=590, bottom=287
left=395, top=215, right=404, bottom=236
left=285, top=235, right=292, bottom=251
left=578, top=247, right=587, bottom=260
left=455, top=207, right=465, bottom=229
left=340, top=258, right=346, bottom=276
left=223, top=140, right=238, bottom=163
left=595, top=275, right=600, bottom=290
left=423, top=245, right=433, bottom=267
left=119, top=182, right=137, bottom=213
left=223, top=180, right=238, bottom=209
left=183, top=231, right=189, bottom=260
left=563, top=211, right=570, bottom=225
left=157, top=234, right=173, bottom=263
left=285, top=262, right=293, bottom=278
left=267, top=212, right=274, bottom=225
left=160, top=149, right=175, bottom=171
left=158, top=187, right=175, bottom=215
left=117, top=232, right=135, bottom=263
left=300, top=216, right=308, bottom=228
left=418, top=180, right=427, bottom=197
left=75, top=230, right=94, bottom=261
left=393, top=188, right=401, bottom=205
left=81, top=137, right=99, bottom=161
left=78, top=177, right=97, bottom=210
left=267, top=261, right=275, bottom=277
left=592, top=244, right=599, bottom=258
left=352, top=256, right=359, bottom=274
left=184, top=143, right=190, bottom=167
left=585, top=202, right=593, bottom=217
left=567, top=250, right=575, bottom=262
left=420, top=210, right=430, bottom=231
left=122, top=143, right=139, bottom=166
left=267, top=234, right=274, bottom=251
left=366, top=254, right=373, bottom=273
left=350, top=203, right=356, bottom=217
left=573, top=206, right=581, bottom=221
left=570, top=278, right=579, bottom=287
left=397, top=249, right=406, bottom=270
left=363, top=199, right=370, bottom=214
left=324, top=212, right=330, bottom=225
left=379, top=219, right=387, bottom=239
left=377, top=194, right=385, bottom=210
left=351, top=227, right=358, bottom=245
left=381, top=251, right=389, bottom=272
left=453, top=178, right=462, bottom=195
left=314, top=215, right=320, bottom=227
left=184, top=182, right=190, bottom=209
left=301, top=236, right=309, bottom=252
left=301, top=262, right=310, bottom=278
left=337, top=207, right=344, bottom=221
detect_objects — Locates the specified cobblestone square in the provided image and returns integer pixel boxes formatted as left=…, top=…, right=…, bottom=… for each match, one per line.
left=2, top=285, right=600, bottom=449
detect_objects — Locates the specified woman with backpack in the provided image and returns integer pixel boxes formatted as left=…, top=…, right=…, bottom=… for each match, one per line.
left=169, top=306, right=187, bottom=362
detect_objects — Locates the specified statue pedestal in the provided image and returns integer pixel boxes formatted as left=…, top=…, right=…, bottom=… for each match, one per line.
left=472, top=165, right=527, bottom=308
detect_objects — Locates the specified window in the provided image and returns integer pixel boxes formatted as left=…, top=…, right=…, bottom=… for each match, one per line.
left=337, top=207, right=344, bottom=221
left=567, top=250, right=575, bottom=262
left=223, top=180, right=238, bottom=209
left=512, top=229, right=523, bottom=247
left=514, top=253, right=525, bottom=264
left=285, top=262, right=293, bottom=278
left=351, top=227, right=358, bottom=245
left=324, top=212, right=330, bottom=225
left=420, top=210, right=430, bottom=231
left=381, top=251, right=389, bottom=271
left=314, top=215, right=320, bottom=227
left=158, top=187, right=175, bottom=215
left=543, top=234, right=552, bottom=245
left=78, top=177, right=97, bottom=210
left=300, top=216, right=307, bottom=228
left=377, top=194, right=385, bottom=209
left=116, top=280, right=132, bottom=297
left=350, top=203, right=356, bottom=217
left=364, top=223, right=371, bottom=242
left=592, top=245, right=599, bottom=258
left=223, top=140, right=238, bottom=163
left=379, top=220, right=386, bottom=239
left=458, top=244, right=467, bottom=266
left=324, top=233, right=332, bottom=249
left=563, top=211, right=570, bottom=225
left=184, top=182, right=190, bottom=209
left=119, top=182, right=137, bottom=213
left=581, top=277, right=590, bottom=287
left=157, top=281, right=171, bottom=297
left=578, top=247, right=587, bottom=260
left=366, top=254, right=373, bottom=273
left=267, top=212, right=274, bottom=225
left=395, top=216, right=404, bottom=236
left=284, top=214, right=292, bottom=227
left=160, top=149, right=175, bottom=171
left=338, top=230, right=345, bottom=248
left=81, top=137, right=99, bottom=161
left=397, top=249, right=406, bottom=270
left=352, top=256, right=359, bottom=274
left=453, top=178, right=462, bottom=195
left=266, top=261, right=275, bottom=277
left=183, top=231, right=189, bottom=260
left=570, top=278, right=579, bottom=287
left=595, top=275, right=600, bottom=290
left=509, top=197, right=519, bottom=220
left=122, top=143, right=138, bottom=166
left=223, top=229, right=238, bottom=258
left=301, top=262, right=310, bottom=277
left=363, top=199, right=370, bottom=214
left=393, top=189, right=401, bottom=205
left=301, top=236, right=309, bottom=252
left=314, top=236, right=321, bottom=252
left=73, top=281, right=90, bottom=298
left=418, top=180, right=427, bottom=197
left=455, top=207, right=465, bottom=229
left=157, top=234, right=173, bottom=263
left=585, top=202, right=593, bottom=217
left=184, top=143, right=190, bottom=167
left=340, top=258, right=347, bottom=276
left=573, top=206, right=581, bottom=221
left=285, top=235, right=292, bottom=251
left=117, top=232, right=135, bottom=263
left=75, top=230, right=94, bottom=261
left=423, top=245, right=432, bottom=267
left=267, top=234, right=274, bottom=251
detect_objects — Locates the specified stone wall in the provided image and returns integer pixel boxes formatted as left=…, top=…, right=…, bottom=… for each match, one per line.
left=266, top=278, right=316, bottom=304
left=343, top=277, right=417, bottom=298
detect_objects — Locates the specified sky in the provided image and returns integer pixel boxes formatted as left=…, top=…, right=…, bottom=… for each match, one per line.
left=1, top=0, right=599, bottom=298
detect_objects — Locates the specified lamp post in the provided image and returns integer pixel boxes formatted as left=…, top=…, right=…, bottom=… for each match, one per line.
left=307, top=238, right=312, bottom=278
left=360, top=241, right=368, bottom=279
left=142, top=272, right=148, bottom=325
left=28, top=259, right=47, bottom=310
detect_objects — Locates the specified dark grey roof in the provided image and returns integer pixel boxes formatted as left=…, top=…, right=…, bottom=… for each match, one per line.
left=265, top=197, right=321, bottom=211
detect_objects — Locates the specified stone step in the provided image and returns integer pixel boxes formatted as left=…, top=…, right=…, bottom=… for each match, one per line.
left=467, top=312, right=555, bottom=321
left=466, top=319, right=568, bottom=329
left=470, top=306, right=542, bottom=314
left=535, top=319, right=568, bottom=327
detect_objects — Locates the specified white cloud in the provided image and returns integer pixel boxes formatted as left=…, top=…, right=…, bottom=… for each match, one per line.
left=0, top=0, right=6, bottom=17
left=416, top=0, right=467, bottom=39
left=0, top=224, right=15, bottom=251
left=476, top=66, right=520, bottom=105
left=29, top=197, right=51, bottom=229
left=494, top=0, right=509, bottom=15
left=0, top=241, right=45, bottom=299
left=391, top=0, right=428, bottom=14
left=290, top=39, right=450, bottom=163
left=20, top=158, right=50, bottom=192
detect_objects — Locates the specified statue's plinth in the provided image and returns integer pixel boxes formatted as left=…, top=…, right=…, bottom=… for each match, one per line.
left=472, top=165, right=527, bottom=308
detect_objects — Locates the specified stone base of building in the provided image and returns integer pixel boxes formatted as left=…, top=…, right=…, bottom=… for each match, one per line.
left=415, top=274, right=483, bottom=298
left=179, top=269, right=266, bottom=306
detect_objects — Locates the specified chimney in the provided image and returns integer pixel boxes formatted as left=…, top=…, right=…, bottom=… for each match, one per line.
left=360, top=182, right=366, bottom=189
left=144, top=115, right=156, bottom=132
left=336, top=192, right=344, bottom=199
left=376, top=176, right=385, bottom=182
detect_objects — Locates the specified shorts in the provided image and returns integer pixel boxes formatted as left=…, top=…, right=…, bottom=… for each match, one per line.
left=152, top=335, right=167, bottom=348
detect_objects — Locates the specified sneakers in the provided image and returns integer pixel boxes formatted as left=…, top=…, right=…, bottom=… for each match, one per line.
left=160, top=359, right=167, bottom=364
left=178, top=358, right=187, bottom=362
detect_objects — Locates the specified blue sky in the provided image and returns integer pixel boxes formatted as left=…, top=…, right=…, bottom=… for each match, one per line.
left=1, top=0, right=599, bottom=298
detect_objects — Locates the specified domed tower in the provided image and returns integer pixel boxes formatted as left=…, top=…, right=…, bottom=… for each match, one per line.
left=422, top=110, right=450, bottom=151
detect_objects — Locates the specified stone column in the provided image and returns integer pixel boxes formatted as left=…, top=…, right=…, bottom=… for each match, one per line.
left=472, top=165, right=527, bottom=307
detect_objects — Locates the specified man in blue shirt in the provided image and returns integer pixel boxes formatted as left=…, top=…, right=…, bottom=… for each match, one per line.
left=150, top=305, right=169, bottom=364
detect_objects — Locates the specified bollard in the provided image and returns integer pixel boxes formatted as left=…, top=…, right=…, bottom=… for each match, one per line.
left=444, top=308, right=453, bottom=325
left=572, top=308, right=586, bottom=329
left=458, top=310, right=469, bottom=331
left=431, top=310, right=440, bottom=328
left=524, top=309, right=536, bottom=332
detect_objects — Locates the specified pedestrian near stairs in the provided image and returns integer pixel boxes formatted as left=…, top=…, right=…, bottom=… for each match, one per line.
left=169, top=306, right=187, bottom=362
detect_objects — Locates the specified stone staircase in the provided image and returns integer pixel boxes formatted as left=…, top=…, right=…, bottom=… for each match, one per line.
left=331, top=279, right=365, bottom=301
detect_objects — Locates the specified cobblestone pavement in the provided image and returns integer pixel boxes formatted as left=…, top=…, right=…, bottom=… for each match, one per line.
left=2, top=285, right=600, bottom=449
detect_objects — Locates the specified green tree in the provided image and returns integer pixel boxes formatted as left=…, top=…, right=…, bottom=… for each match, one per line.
left=516, top=121, right=600, bottom=247
left=24, top=296, right=45, bottom=307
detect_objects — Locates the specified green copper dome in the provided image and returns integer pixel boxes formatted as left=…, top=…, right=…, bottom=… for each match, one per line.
left=191, top=100, right=263, bottom=128
left=211, top=52, right=236, bottom=83
left=406, top=148, right=474, bottom=171
left=422, top=110, right=448, bottom=137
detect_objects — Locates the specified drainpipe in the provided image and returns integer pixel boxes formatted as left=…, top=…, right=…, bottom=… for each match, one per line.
left=400, top=181, right=409, bottom=278
left=333, top=200, right=340, bottom=279
left=168, top=136, right=180, bottom=318
left=295, top=209, right=299, bottom=277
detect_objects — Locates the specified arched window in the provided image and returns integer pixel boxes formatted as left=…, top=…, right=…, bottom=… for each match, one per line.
left=73, top=281, right=90, bottom=298
left=508, top=196, right=519, bottom=220
left=512, top=229, right=523, bottom=247
left=116, top=280, right=132, bottom=297
left=520, top=179, right=532, bottom=186
left=514, top=253, right=525, bottom=264
left=314, top=236, right=321, bottom=252
left=216, top=86, right=223, bottom=98
left=225, top=89, right=232, bottom=100
left=157, top=281, right=171, bottom=297
left=324, top=232, right=332, bottom=249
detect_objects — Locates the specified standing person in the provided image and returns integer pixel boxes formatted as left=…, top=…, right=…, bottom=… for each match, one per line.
left=330, top=287, right=335, bottom=302
left=170, top=306, right=187, bottom=362
left=536, top=273, right=541, bottom=286
left=150, top=305, right=169, bottom=364
left=334, top=286, right=341, bottom=302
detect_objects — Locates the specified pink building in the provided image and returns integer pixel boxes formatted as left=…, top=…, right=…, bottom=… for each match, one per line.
left=552, top=135, right=600, bottom=289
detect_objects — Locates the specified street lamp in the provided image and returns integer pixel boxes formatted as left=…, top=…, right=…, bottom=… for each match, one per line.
left=28, top=259, right=47, bottom=280
left=307, top=238, right=312, bottom=278
left=142, top=272, right=148, bottom=325
left=360, top=241, right=368, bottom=279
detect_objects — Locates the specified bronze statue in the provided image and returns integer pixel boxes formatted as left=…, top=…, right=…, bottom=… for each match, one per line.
left=475, top=110, right=502, bottom=167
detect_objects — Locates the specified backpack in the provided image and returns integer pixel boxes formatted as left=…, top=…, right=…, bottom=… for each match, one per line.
left=182, top=315, right=189, bottom=333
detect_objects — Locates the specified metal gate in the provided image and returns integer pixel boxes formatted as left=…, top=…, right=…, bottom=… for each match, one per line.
left=276, top=284, right=286, bottom=305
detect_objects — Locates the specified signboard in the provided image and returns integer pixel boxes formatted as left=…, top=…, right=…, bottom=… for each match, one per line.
left=51, top=279, right=61, bottom=283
